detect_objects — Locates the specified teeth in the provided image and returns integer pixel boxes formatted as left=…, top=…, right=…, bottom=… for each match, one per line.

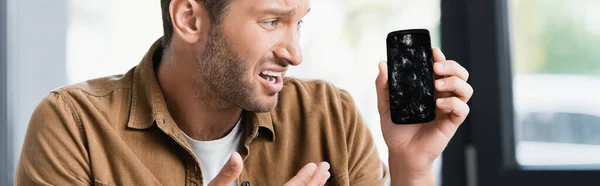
left=261, top=70, right=283, bottom=77
left=267, top=76, right=276, bottom=84
left=260, top=70, right=282, bottom=84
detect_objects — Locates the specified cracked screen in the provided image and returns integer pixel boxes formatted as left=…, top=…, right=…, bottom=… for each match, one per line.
left=386, top=30, right=436, bottom=124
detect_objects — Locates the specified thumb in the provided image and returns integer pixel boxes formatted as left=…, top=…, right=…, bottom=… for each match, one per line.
left=208, top=152, right=243, bottom=186
left=375, top=60, right=390, bottom=115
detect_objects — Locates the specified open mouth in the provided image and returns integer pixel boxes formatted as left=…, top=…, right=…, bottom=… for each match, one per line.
left=259, top=70, right=283, bottom=84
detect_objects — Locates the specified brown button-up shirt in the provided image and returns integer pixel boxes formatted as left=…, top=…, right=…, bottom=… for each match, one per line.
left=15, top=39, right=387, bottom=186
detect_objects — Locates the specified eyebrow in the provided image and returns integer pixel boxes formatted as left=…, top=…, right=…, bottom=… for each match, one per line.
left=261, top=7, right=311, bottom=17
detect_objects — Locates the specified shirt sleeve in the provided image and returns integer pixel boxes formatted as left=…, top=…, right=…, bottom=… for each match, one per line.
left=14, top=92, right=92, bottom=186
left=338, top=90, right=389, bottom=185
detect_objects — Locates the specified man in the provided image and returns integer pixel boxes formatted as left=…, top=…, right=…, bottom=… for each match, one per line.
left=15, top=0, right=473, bottom=185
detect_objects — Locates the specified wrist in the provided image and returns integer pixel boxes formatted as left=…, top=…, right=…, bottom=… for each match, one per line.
left=388, top=152, right=435, bottom=186
left=389, top=170, right=434, bottom=186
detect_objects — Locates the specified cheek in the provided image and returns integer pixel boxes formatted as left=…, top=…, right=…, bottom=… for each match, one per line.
left=234, top=23, right=281, bottom=65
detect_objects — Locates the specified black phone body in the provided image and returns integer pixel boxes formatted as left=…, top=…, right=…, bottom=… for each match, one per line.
left=386, top=29, right=436, bottom=124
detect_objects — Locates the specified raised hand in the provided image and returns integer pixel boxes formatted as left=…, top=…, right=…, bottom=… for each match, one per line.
left=208, top=152, right=331, bottom=186
left=375, top=48, right=473, bottom=185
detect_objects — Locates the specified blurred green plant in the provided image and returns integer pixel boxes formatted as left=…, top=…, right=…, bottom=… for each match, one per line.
left=512, top=0, right=600, bottom=76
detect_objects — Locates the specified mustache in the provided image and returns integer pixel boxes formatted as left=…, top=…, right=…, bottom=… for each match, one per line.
left=259, top=56, right=290, bottom=68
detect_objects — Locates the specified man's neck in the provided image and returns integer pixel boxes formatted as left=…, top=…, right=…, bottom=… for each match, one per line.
left=156, top=49, right=242, bottom=141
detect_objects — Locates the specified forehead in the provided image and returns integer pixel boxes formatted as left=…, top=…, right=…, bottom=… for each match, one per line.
left=270, top=0, right=309, bottom=8
left=232, top=0, right=311, bottom=14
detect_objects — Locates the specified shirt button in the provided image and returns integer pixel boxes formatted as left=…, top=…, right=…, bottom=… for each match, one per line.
left=241, top=181, right=250, bottom=186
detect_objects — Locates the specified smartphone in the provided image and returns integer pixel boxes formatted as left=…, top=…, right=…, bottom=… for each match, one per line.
left=386, top=29, right=436, bottom=124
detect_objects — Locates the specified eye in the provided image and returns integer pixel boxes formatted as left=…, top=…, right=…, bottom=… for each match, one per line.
left=297, top=20, right=304, bottom=29
left=263, top=20, right=280, bottom=27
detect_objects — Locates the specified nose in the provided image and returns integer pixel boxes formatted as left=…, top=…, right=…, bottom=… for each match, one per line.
left=273, top=28, right=303, bottom=66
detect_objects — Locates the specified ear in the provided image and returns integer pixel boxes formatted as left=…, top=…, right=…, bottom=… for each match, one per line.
left=170, top=0, right=206, bottom=44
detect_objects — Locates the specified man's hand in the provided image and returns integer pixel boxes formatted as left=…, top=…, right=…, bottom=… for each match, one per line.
left=207, top=153, right=244, bottom=186
left=208, top=152, right=331, bottom=186
left=375, top=48, right=473, bottom=186
left=284, top=162, right=331, bottom=186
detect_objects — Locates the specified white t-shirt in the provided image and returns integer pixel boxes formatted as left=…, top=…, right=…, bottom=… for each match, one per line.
left=181, top=118, right=243, bottom=186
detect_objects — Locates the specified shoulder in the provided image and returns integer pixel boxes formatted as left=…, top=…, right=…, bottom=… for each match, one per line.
left=281, top=77, right=354, bottom=102
left=34, top=67, right=137, bottom=129
left=279, top=77, right=354, bottom=112
left=50, top=67, right=135, bottom=98
left=275, top=77, right=358, bottom=131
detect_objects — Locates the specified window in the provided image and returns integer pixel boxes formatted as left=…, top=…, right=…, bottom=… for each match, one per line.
left=510, top=0, right=600, bottom=166
left=441, top=0, right=600, bottom=186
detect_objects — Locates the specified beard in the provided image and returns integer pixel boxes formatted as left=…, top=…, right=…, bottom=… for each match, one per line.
left=195, top=26, right=280, bottom=112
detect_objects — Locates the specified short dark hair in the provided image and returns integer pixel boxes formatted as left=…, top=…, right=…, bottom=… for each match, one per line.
left=160, top=0, right=231, bottom=47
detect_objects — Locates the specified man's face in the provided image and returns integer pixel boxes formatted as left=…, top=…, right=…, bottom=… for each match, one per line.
left=196, top=0, right=309, bottom=112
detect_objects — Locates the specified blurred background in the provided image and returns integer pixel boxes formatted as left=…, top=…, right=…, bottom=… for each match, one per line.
left=1, top=0, right=599, bottom=185
left=510, top=0, right=600, bottom=166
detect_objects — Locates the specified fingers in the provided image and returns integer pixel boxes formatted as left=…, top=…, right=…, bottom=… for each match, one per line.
left=306, top=162, right=331, bottom=186
left=286, top=163, right=318, bottom=185
left=436, top=97, right=470, bottom=124
left=435, top=76, right=474, bottom=102
left=375, top=61, right=390, bottom=115
left=285, top=162, right=331, bottom=186
left=207, top=152, right=243, bottom=186
left=434, top=60, right=469, bottom=81
left=432, top=48, right=446, bottom=62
